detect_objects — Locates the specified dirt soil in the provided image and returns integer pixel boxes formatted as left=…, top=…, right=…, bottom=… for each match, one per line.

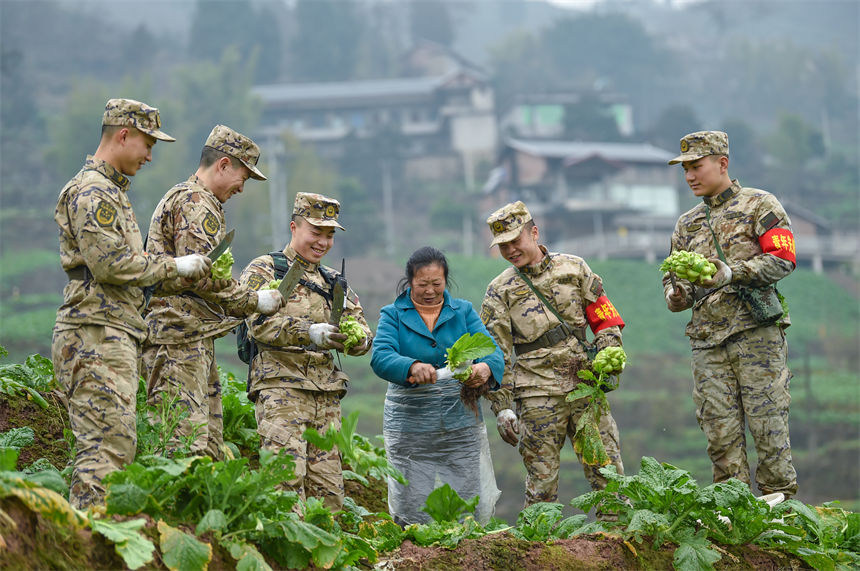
left=0, top=391, right=70, bottom=470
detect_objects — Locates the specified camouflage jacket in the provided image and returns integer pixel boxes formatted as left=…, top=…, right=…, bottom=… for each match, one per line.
left=481, top=247, right=623, bottom=413
left=144, top=175, right=258, bottom=344
left=663, top=180, right=795, bottom=348
left=239, top=246, right=372, bottom=394
left=54, top=156, right=177, bottom=341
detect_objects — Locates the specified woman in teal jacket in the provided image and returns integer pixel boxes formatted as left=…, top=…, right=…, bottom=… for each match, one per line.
left=371, top=247, right=504, bottom=525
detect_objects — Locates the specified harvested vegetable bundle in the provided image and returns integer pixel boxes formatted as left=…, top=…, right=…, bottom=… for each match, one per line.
left=659, top=250, right=717, bottom=285
left=264, top=279, right=281, bottom=290
left=445, top=333, right=497, bottom=418
left=565, top=346, right=629, bottom=467
left=211, top=248, right=234, bottom=280
left=339, top=316, right=366, bottom=352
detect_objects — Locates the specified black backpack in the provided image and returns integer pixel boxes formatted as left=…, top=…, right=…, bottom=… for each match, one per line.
left=236, top=252, right=290, bottom=364
left=235, top=252, right=339, bottom=364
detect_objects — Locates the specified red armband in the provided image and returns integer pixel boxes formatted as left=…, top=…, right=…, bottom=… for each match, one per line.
left=585, top=295, right=625, bottom=334
left=759, top=227, right=796, bottom=265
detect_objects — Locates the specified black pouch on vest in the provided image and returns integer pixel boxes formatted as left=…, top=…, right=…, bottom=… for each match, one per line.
left=736, top=285, right=783, bottom=325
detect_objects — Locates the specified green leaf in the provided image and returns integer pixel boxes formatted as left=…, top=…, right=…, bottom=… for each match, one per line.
left=421, top=483, right=480, bottom=523
left=0, top=447, right=19, bottom=471
left=196, top=508, right=228, bottom=535
left=158, top=520, right=212, bottom=571
left=445, top=333, right=496, bottom=369
left=512, top=502, right=564, bottom=541
left=672, top=528, right=722, bottom=571
left=572, top=419, right=609, bottom=467
left=221, top=538, right=273, bottom=571
left=566, top=382, right=597, bottom=402
left=91, top=517, right=155, bottom=570
left=0, top=426, right=35, bottom=449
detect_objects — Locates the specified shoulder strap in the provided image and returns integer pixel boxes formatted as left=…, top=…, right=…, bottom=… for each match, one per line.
left=269, top=251, right=290, bottom=279
left=515, top=269, right=589, bottom=347
left=703, top=206, right=727, bottom=263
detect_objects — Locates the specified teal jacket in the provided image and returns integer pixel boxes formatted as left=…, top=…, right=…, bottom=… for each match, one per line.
left=371, top=289, right=504, bottom=431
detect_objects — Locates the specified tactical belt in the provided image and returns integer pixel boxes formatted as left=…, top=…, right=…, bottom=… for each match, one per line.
left=65, top=266, right=93, bottom=281
left=514, top=322, right=585, bottom=356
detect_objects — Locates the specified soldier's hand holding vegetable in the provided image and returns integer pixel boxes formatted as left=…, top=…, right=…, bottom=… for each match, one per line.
left=174, top=254, right=211, bottom=279
left=255, top=289, right=284, bottom=315
left=308, top=322, right=347, bottom=351
left=699, top=258, right=732, bottom=288
left=496, top=409, right=519, bottom=446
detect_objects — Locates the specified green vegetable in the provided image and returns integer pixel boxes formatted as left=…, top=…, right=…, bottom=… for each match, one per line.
left=659, top=250, right=717, bottom=285
left=591, top=346, right=626, bottom=376
left=339, top=316, right=366, bottom=352
left=566, top=346, right=629, bottom=467
left=445, top=333, right=496, bottom=382
left=211, top=248, right=234, bottom=279
left=264, top=279, right=281, bottom=290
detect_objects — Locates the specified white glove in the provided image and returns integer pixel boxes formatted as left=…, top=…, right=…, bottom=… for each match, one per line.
left=174, top=254, right=211, bottom=279
left=496, top=409, right=519, bottom=446
left=665, top=286, right=689, bottom=312
left=255, top=289, right=283, bottom=315
left=308, top=323, right=346, bottom=350
left=700, top=258, right=732, bottom=288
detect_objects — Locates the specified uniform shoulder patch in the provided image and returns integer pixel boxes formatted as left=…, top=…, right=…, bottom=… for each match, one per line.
left=760, top=211, right=781, bottom=230
left=247, top=274, right=267, bottom=291
left=202, top=212, right=220, bottom=236
left=95, top=200, right=117, bottom=227
left=512, top=287, right=530, bottom=297
left=480, top=306, right=492, bottom=325
left=589, top=276, right=603, bottom=298
left=685, top=223, right=702, bottom=232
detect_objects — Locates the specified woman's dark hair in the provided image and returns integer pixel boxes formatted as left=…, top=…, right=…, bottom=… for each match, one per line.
left=396, top=246, right=455, bottom=294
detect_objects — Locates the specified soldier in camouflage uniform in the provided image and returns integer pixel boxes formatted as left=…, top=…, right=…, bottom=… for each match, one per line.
left=664, top=131, right=798, bottom=497
left=239, top=192, right=372, bottom=510
left=52, top=99, right=212, bottom=509
left=141, top=125, right=284, bottom=459
left=480, top=201, right=626, bottom=507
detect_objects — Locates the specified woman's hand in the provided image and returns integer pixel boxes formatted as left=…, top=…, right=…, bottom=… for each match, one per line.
left=408, top=362, right=437, bottom=385
left=463, top=362, right=491, bottom=388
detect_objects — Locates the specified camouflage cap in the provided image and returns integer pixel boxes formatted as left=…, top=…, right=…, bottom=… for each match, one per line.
left=102, top=98, right=175, bottom=142
left=486, top=201, right=532, bottom=247
left=204, top=124, right=266, bottom=181
left=668, top=131, right=729, bottom=164
left=293, top=192, right=345, bottom=230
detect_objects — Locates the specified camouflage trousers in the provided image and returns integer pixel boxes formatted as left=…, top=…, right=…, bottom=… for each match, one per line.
left=691, top=325, right=797, bottom=497
left=51, top=324, right=138, bottom=509
left=140, top=338, right=223, bottom=459
left=255, top=386, right=344, bottom=510
left=517, top=394, right=624, bottom=507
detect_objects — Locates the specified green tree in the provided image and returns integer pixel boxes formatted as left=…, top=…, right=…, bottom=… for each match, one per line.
left=290, top=0, right=362, bottom=81
left=188, top=0, right=282, bottom=83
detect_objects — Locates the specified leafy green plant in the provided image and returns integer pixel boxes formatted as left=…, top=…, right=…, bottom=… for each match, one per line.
left=0, top=346, right=56, bottom=408
left=758, top=500, right=860, bottom=570
left=211, top=248, right=234, bottom=279
left=510, top=502, right=593, bottom=542
left=303, top=410, right=407, bottom=486
left=660, top=250, right=717, bottom=284
left=135, top=377, right=203, bottom=457
left=421, top=483, right=480, bottom=523
left=219, top=367, right=258, bottom=454
left=445, top=332, right=496, bottom=382
left=565, top=346, right=628, bottom=467
left=339, top=316, right=366, bottom=353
